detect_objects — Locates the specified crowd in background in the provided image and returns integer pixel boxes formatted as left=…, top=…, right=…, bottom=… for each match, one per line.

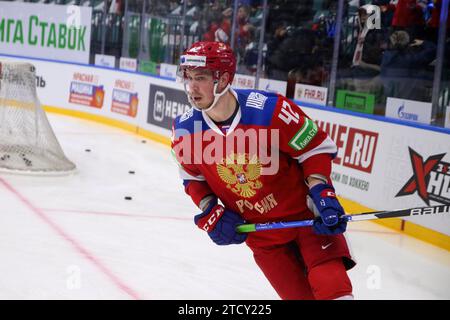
left=337, top=0, right=448, bottom=112
left=96, top=0, right=450, bottom=119
left=8, top=0, right=450, bottom=122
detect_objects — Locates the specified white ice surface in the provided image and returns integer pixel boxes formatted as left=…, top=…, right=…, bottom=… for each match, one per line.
left=0, top=113, right=449, bottom=300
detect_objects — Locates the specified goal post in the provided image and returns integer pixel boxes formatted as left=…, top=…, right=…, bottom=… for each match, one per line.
left=0, top=61, right=76, bottom=174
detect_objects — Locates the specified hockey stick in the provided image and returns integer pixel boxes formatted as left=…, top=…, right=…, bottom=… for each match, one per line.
left=236, top=204, right=450, bottom=233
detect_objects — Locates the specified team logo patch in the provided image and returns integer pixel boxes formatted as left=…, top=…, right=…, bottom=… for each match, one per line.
left=217, top=153, right=263, bottom=198
left=321, top=190, right=336, bottom=198
left=246, top=92, right=267, bottom=110
left=288, top=118, right=318, bottom=151
left=180, top=55, right=207, bottom=67
left=179, top=108, right=194, bottom=123
left=396, top=148, right=450, bottom=205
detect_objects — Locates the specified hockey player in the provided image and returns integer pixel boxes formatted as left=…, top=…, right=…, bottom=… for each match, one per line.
left=172, top=41, right=356, bottom=300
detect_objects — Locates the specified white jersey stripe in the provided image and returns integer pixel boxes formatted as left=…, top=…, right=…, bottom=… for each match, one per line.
left=178, top=166, right=205, bottom=181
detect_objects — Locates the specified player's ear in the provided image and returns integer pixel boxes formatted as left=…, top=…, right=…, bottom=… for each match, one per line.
left=219, top=72, right=230, bottom=88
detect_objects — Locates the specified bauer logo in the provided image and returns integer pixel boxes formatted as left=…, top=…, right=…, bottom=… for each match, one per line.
left=147, top=84, right=190, bottom=129
left=396, top=148, right=450, bottom=205
left=316, top=121, right=378, bottom=173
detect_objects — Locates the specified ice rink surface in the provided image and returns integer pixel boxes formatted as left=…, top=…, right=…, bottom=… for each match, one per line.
left=0, top=113, right=449, bottom=300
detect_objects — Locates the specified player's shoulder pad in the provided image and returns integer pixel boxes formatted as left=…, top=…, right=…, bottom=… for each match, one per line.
left=234, top=89, right=279, bottom=126
left=173, top=108, right=205, bottom=138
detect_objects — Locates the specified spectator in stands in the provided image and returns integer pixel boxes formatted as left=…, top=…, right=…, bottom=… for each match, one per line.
left=373, top=0, right=396, bottom=29
left=109, top=0, right=123, bottom=15
left=286, top=60, right=328, bottom=98
left=426, top=0, right=450, bottom=42
left=234, top=5, right=255, bottom=60
left=215, top=7, right=232, bottom=43
left=267, top=25, right=319, bottom=81
left=381, top=30, right=437, bottom=101
left=266, top=19, right=291, bottom=80
left=204, top=4, right=255, bottom=73
left=391, top=0, right=427, bottom=38
left=351, top=5, right=387, bottom=76
left=202, top=6, right=232, bottom=43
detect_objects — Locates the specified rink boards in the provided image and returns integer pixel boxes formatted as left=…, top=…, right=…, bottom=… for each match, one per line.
left=0, top=53, right=449, bottom=249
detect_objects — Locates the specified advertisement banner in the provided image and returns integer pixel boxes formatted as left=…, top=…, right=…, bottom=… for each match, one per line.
left=258, top=78, right=287, bottom=95
left=147, top=84, right=191, bottom=130
left=444, top=105, right=450, bottom=129
left=159, top=63, right=178, bottom=79
left=139, top=60, right=158, bottom=75
left=0, top=53, right=150, bottom=125
left=3, top=54, right=447, bottom=235
left=231, top=75, right=287, bottom=95
left=119, top=57, right=137, bottom=71
left=294, top=83, right=328, bottom=106
left=68, top=72, right=105, bottom=108
left=111, top=79, right=139, bottom=117
left=0, top=2, right=92, bottom=63
left=303, top=106, right=450, bottom=235
left=232, top=74, right=255, bottom=89
left=95, top=54, right=116, bottom=68
left=385, top=97, right=432, bottom=124
left=336, top=90, right=375, bottom=114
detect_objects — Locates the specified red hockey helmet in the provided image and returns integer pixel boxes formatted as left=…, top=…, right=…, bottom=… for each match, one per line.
left=179, top=41, right=236, bottom=84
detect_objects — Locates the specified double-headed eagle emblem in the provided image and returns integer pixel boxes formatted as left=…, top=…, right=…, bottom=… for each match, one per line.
left=216, top=153, right=263, bottom=198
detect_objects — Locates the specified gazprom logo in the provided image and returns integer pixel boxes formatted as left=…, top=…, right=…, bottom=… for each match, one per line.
left=180, top=56, right=185, bottom=64
left=397, top=104, right=418, bottom=121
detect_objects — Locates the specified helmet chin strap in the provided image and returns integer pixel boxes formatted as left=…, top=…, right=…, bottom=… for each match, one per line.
left=184, top=81, right=230, bottom=112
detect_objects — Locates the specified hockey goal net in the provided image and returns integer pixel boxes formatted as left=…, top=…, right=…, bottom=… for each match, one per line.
left=0, top=61, right=76, bottom=174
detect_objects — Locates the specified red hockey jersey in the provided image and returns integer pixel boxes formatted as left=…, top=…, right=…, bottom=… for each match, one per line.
left=172, top=89, right=337, bottom=224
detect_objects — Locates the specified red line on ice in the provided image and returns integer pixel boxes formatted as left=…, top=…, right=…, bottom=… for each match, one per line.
left=40, top=208, right=190, bottom=221
left=0, top=177, right=142, bottom=300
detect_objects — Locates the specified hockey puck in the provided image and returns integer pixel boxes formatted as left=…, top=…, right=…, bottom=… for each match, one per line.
left=85, top=149, right=91, bottom=152
left=129, top=171, right=135, bottom=174
left=141, top=140, right=147, bottom=144
left=124, top=196, right=132, bottom=200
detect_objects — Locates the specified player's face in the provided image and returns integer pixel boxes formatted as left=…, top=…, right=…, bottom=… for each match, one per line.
left=184, top=69, right=215, bottom=109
